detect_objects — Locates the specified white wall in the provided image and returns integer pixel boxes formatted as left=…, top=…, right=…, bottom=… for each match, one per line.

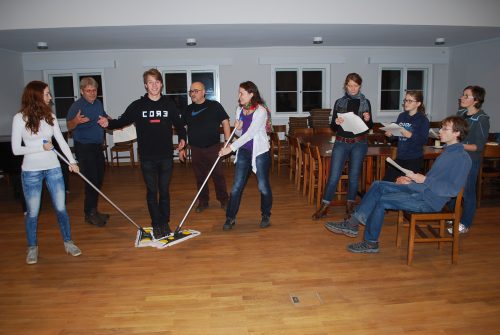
left=0, top=49, right=24, bottom=135
left=19, top=45, right=449, bottom=128
left=448, top=38, right=500, bottom=132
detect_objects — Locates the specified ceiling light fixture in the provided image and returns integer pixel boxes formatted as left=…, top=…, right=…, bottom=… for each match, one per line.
left=186, top=38, right=197, bottom=46
left=313, top=37, right=323, bottom=45
left=37, top=41, right=48, bottom=50
left=435, top=37, right=445, bottom=46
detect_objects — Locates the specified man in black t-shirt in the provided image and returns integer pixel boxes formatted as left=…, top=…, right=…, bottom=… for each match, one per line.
left=180, top=82, right=230, bottom=213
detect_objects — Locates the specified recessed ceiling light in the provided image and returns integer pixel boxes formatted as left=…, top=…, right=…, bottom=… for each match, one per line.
left=313, top=37, right=323, bottom=45
left=186, top=38, right=197, bottom=46
left=37, top=42, right=48, bottom=50
left=435, top=37, right=445, bottom=46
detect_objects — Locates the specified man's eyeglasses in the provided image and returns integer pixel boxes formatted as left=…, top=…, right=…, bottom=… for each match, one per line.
left=440, top=127, right=453, bottom=131
left=403, top=99, right=417, bottom=103
left=83, top=89, right=97, bottom=93
left=189, top=89, right=203, bottom=94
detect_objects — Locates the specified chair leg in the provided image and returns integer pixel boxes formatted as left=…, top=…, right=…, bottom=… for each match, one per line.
left=407, top=218, right=417, bottom=265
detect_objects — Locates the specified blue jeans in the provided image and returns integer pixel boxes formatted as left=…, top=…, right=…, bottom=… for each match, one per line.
left=323, top=140, right=368, bottom=202
left=22, top=167, right=72, bottom=246
left=354, top=181, right=435, bottom=242
left=140, top=158, right=173, bottom=230
left=459, top=157, right=480, bottom=228
left=226, top=149, right=272, bottom=219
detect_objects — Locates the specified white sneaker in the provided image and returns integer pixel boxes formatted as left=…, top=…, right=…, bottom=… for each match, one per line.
left=64, top=241, right=82, bottom=256
left=26, top=246, right=38, bottom=265
left=447, top=223, right=469, bottom=235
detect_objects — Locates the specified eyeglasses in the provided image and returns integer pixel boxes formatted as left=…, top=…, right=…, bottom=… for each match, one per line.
left=83, top=89, right=97, bottom=93
left=440, top=127, right=453, bottom=131
left=403, top=99, right=417, bottom=103
left=460, top=94, right=474, bottom=99
left=189, top=89, right=203, bottom=94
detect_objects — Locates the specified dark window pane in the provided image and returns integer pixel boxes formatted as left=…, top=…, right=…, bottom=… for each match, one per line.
left=54, top=98, right=75, bottom=119
left=53, top=76, right=74, bottom=97
left=276, top=92, right=297, bottom=113
left=381, top=70, right=401, bottom=90
left=380, top=91, right=401, bottom=110
left=165, top=73, right=187, bottom=94
left=276, top=71, right=297, bottom=91
left=302, top=71, right=322, bottom=91
left=167, top=94, right=188, bottom=112
left=192, top=72, right=215, bottom=97
left=407, top=70, right=424, bottom=90
left=302, top=92, right=322, bottom=112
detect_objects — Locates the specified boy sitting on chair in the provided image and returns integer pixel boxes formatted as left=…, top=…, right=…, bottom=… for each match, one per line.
left=325, top=116, right=471, bottom=253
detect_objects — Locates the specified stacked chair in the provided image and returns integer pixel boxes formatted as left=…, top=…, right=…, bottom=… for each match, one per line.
left=309, top=108, right=331, bottom=129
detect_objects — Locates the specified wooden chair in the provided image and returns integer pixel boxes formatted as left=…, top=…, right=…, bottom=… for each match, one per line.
left=288, top=117, right=309, bottom=136
left=301, top=142, right=311, bottom=195
left=294, top=138, right=303, bottom=189
left=111, top=139, right=136, bottom=167
left=396, top=189, right=464, bottom=265
left=270, top=132, right=289, bottom=176
left=313, top=127, right=333, bottom=136
left=101, top=133, right=109, bottom=165
left=291, top=128, right=313, bottom=137
left=309, top=145, right=323, bottom=208
left=309, top=108, right=331, bottom=128
left=289, top=136, right=298, bottom=182
left=477, top=144, right=500, bottom=207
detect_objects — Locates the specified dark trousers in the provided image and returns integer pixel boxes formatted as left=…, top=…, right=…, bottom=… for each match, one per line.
left=140, top=158, right=173, bottom=230
left=383, top=157, right=424, bottom=182
left=191, top=143, right=228, bottom=205
left=74, top=142, right=105, bottom=214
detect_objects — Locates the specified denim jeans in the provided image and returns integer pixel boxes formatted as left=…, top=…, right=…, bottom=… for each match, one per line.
left=226, top=149, right=272, bottom=219
left=353, top=181, right=435, bottom=242
left=323, top=140, right=368, bottom=202
left=140, top=158, right=173, bottom=230
left=22, top=167, right=72, bottom=246
left=74, top=142, right=105, bottom=214
left=458, top=157, right=480, bottom=228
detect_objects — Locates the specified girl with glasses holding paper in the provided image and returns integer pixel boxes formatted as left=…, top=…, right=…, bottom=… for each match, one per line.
left=382, top=90, right=429, bottom=182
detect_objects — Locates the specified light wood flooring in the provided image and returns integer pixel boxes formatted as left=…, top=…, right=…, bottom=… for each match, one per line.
left=0, top=164, right=499, bottom=335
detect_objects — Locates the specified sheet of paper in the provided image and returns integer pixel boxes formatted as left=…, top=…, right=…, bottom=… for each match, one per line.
left=380, top=123, right=404, bottom=137
left=339, top=112, right=369, bottom=134
left=113, top=124, right=137, bottom=143
left=386, top=157, right=414, bottom=176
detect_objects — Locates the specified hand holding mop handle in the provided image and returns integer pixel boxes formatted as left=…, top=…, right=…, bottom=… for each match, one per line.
left=45, top=141, right=148, bottom=235
left=174, top=124, right=240, bottom=236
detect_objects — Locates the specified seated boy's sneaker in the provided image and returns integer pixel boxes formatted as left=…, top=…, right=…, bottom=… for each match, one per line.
left=347, top=240, right=379, bottom=253
left=325, top=220, right=358, bottom=237
left=447, top=222, right=469, bottom=235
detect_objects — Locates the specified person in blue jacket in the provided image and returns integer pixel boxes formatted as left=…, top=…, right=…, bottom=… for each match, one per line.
left=324, top=116, right=471, bottom=253
left=383, top=90, right=430, bottom=181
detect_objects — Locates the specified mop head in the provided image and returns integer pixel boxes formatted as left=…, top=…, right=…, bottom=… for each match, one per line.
left=135, top=227, right=200, bottom=249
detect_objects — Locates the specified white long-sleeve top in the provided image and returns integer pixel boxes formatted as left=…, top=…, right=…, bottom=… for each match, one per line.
left=11, top=113, right=76, bottom=171
left=230, top=105, right=270, bottom=173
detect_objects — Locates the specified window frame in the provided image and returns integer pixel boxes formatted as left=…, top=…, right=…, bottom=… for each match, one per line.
left=271, top=64, right=330, bottom=117
left=159, top=65, right=221, bottom=107
left=377, top=64, right=433, bottom=119
left=44, top=69, right=107, bottom=122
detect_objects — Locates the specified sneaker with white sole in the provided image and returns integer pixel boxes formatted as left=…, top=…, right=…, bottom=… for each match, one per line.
left=447, top=222, right=469, bottom=235
left=325, top=220, right=358, bottom=237
left=26, top=246, right=38, bottom=264
left=347, top=240, right=379, bottom=253
left=64, top=241, right=82, bottom=256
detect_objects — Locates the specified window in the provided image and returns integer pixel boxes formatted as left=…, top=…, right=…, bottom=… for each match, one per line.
left=379, top=66, right=430, bottom=113
left=46, top=70, right=105, bottom=119
left=272, top=65, right=329, bottom=115
left=161, top=66, right=219, bottom=112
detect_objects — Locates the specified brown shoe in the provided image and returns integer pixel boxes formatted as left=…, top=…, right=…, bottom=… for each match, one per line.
left=312, top=203, right=329, bottom=220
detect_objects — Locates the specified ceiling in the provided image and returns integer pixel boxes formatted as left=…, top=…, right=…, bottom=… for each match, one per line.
left=1, top=24, right=500, bottom=52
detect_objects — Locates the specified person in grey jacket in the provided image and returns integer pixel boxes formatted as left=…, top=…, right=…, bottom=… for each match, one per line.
left=452, top=85, right=490, bottom=234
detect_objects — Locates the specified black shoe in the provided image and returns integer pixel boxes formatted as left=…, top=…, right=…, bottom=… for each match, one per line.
left=223, top=218, right=235, bottom=230
left=153, top=224, right=172, bottom=240
left=96, top=211, right=110, bottom=222
left=195, top=202, right=208, bottom=213
left=85, top=210, right=106, bottom=227
left=260, top=215, right=271, bottom=228
left=220, top=200, right=228, bottom=210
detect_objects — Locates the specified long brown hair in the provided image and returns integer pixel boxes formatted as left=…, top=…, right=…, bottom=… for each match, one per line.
left=20, top=81, right=54, bottom=134
left=239, top=81, right=265, bottom=107
left=406, top=90, right=426, bottom=114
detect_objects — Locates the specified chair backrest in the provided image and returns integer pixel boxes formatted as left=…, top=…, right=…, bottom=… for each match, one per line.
left=292, top=128, right=313, bottom=137
left=313, top=127, right=333, bottom=135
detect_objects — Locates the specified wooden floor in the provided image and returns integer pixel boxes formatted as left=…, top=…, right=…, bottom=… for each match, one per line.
left=0, top=164, right=499, bottom=335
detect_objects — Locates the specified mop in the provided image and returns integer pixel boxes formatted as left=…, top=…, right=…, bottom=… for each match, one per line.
left=47, top=142, right=160, bottom=248
left=154, top=126, right=240, bottom=249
